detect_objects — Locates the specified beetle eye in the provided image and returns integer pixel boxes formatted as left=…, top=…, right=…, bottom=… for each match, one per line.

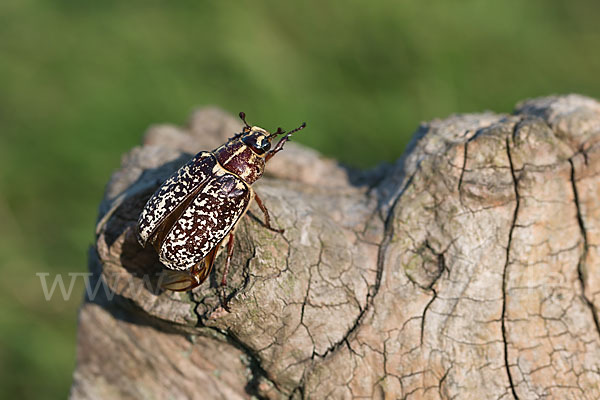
left=260, top=140, right=271, bottom=152
left=242, top=135, right=271, bottom=155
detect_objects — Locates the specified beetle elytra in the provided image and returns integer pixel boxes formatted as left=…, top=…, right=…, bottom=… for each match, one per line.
left=137, top=112, right=305, bottom=304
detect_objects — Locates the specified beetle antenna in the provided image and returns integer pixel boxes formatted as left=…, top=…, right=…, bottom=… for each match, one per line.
left=265, top=122, right=307, bottom=162
left=287, top=122, right=306, bottom=135
left=269, top=127, right=285, bottom=138
left=239, top=112, right=250, bottom=128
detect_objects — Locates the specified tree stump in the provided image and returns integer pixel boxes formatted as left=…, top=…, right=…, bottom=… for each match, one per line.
left=71, top=95, right=600, bottom=399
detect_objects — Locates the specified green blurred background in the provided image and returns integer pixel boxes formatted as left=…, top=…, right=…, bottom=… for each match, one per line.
left=1, top=0, right=599, bottom=397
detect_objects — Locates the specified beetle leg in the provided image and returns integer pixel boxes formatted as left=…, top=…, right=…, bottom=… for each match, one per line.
left=265, top=122, right=305, bottom=162
left=160, top=264, right=201, bottom=292
left=220, top=232, right=236, bottom=287
left=160, top=243, right=221, bottom=292
left=254, top=193, right=284, bottom=233
left=219, top=232, right=236, bottom=311
left=265, top=134, right=292, bottom=162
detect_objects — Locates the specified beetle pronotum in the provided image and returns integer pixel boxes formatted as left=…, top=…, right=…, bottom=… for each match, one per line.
left=137, top=112, right=305, bottom=305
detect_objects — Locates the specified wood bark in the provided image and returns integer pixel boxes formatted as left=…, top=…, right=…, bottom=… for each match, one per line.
left=71, top=96, right=600, bottom=399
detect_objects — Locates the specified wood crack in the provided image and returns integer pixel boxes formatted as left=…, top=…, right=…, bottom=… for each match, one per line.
left=503, top=133, right=521, bottom=400
left=569, top=157, right=600, bottom=340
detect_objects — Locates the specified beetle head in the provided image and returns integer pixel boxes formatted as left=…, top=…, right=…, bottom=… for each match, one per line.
left=241, top=127, right=273, bottom=155
left=238, top=112, right=275, bottom=156
left=238, top=112, right=306, bottom=159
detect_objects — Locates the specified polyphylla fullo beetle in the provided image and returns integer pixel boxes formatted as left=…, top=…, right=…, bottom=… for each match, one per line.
left=137, top=112, right=305, bottom=304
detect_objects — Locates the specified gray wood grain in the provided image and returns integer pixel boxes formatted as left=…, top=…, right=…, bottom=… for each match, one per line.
left=71, top=96, right=600, bottom=399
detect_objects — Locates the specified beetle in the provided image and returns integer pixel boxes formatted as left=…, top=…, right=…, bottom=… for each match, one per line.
left=137, top=112, right=306, bottom=303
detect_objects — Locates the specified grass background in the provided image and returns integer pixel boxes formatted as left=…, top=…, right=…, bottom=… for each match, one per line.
left=1, top=0, right=599, bottom=398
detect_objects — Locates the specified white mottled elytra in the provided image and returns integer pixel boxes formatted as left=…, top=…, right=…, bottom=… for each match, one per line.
left=136, top=112, right=306, bottom=308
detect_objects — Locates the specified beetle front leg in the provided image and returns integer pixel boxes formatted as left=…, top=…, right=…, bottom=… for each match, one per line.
left=265, top=122, right=305, bottom=162
left=254, top=193, right=284, bottom=234
left=265, top=134, right=291, bottom=162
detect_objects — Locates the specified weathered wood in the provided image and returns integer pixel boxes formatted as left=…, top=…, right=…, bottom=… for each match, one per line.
left=71, top=96, right=600, bottom=399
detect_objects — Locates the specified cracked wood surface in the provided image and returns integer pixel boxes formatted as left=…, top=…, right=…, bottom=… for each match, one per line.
left=71, top=95, right=600, bottom=399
